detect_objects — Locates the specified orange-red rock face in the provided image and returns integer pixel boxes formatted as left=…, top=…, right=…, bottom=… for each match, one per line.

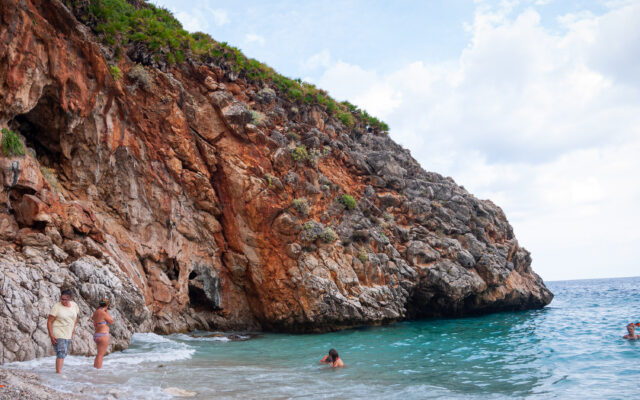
left=0, top=0, right=551, bottom=362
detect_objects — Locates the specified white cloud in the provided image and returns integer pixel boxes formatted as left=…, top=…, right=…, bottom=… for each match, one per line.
left=312, top=2, right=640, bottom=280
left=206, top=7, right=229, bottom=26
left=169, top=6, right=229, bottom=32
left=174, top=10, right=206, bottom=32
left=317, top=61, right=377, bottom=101
left=300, top=50, right=332, bottom=71
left=244, top=33, right=266, bottom=46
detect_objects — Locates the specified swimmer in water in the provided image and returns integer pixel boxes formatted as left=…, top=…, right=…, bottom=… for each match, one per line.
left=623, top=323, right=640, bottom=340
left=320, top=348, right=344, bottom=368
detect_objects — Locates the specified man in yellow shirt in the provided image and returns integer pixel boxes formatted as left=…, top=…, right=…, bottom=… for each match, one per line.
left=47, top=289, right=79, bottom=373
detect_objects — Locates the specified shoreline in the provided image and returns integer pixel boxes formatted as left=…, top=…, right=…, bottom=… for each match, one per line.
left=0, top=369, right=82, bottom=400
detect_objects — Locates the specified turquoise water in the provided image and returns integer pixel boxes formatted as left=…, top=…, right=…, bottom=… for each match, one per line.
left=8, top=276, right=640, bottom=399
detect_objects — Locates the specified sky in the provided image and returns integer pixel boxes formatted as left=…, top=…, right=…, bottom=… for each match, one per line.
left=152, top=0, right=640, bottom=281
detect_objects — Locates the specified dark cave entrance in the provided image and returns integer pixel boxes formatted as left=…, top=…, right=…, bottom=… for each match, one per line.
left=10, top=85, right=67, bottom=170
left=188, top=269, right=221, bottom=312
left=4, top=86, right=68, bottom=221
left=7, top=84, right=70, bottom=205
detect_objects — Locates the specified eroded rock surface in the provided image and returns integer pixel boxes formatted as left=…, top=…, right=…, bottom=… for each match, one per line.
left=0, top=0, right=552, bottom=363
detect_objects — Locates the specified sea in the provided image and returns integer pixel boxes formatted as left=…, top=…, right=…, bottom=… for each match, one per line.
left=5, top=276, right=639, bottom=399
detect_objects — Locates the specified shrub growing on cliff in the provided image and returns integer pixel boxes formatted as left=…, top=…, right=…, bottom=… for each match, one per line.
left=287, top=88, right=303, bottom=100
left=320, top=227, right=338, bottom=243
left=337, top=111, right=354, bottom=128
left=264, top=173, right=273, bottom=187
left=339, top=194, right=357, bottom=210
left=249, top=109, right=265, bottom=126
left=358, top=249, right=368, bottom=263
left=128, top=64, right=152, bottom=90
left=301, top=220, right=324, bottom=243
left=1, top=128, right=25, bottom=157
left=291, top=145, right=309, bottom=162
left=292, top=198, right=310, bottom=216
left=308, top=148, right=322, bottom=167
left=286, top=130, right=301, bottom=141
left=109, top=65, right=122, bottom=80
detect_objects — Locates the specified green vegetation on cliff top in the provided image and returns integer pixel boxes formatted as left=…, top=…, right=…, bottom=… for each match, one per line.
left=69, top=0, right=389, bottom=132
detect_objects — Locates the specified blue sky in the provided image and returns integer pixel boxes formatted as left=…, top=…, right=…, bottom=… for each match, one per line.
left=153, top=0, right=640, bottom=281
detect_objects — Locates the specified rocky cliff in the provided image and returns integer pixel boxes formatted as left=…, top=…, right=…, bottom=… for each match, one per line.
left=0, top=0, right=552, bottom=363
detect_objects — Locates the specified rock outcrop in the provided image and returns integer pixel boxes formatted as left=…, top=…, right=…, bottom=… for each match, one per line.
left=0, top=0, right=552, bottom=363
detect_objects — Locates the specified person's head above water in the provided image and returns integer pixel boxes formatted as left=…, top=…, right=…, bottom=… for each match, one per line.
left=627, top=323, right=636, bottom=334
left=328, top=349, right=339, bottom=362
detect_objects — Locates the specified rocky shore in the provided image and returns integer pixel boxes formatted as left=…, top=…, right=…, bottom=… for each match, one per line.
left=0, top=369, right=82, bottom=400
left=1, top=0, right=552, bottom=365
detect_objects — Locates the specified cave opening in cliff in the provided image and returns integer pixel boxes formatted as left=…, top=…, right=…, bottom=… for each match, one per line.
left=188, top=283, right=214, bottom=312
left=10, top=85, right=66, bottom=172
left=188, top=270, right=221, bottom=312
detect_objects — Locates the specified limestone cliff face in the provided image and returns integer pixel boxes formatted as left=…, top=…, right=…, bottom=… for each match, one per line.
left=0, top=0, right=552, bottom=363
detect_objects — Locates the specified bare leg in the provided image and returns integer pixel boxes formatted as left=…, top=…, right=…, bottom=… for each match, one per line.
left=94, top=335, right=110, bottom=369
left=56, top=358, right=64, bottom=373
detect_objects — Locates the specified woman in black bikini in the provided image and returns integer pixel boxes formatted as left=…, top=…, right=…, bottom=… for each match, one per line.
left=92, top=298, right=114, bottom=369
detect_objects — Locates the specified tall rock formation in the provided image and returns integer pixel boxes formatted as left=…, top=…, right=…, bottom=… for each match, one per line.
left=0, top=0, right=552, bottom=363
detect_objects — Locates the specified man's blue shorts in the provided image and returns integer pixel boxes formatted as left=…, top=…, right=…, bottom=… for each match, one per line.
left=54, top=339, right=71, bottom=359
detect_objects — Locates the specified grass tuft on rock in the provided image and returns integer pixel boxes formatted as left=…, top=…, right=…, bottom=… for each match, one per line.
left=339, top=194, right=357, bottom=210
left=109, top=65, right=122, bottom=80
left=1, top=128, right=25, bottom=157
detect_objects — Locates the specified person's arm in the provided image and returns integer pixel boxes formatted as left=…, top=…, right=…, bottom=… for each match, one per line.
left=104, top=310, right=114, bottom=324
left=319, top=355, right=329, bottom=364
left=72, top=316, right=78, bottom=338
left=71, top=303, right=79, bottom=338
left=47, top=315, right=57, bottom=345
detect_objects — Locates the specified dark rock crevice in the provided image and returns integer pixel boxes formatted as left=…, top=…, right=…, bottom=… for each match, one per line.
left=187, top=263, right=222, bottom=312
left=9, top=85, right=68, bottom=190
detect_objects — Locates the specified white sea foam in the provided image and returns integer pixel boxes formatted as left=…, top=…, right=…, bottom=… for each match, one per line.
left=5, top=333, right=196, bottom=400
left=6, top=332, right=194, bottom=370
left=106, top=346, right=194, bottom=365
left=4, top=354, right=88, bottom=370
left=171, top=332, right=231, bottom=342
left=108, top=333, right=195, bottom=365
left=131, top=332, right=174, bottom=343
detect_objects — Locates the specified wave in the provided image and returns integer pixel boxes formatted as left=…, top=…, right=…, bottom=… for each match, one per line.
left=108, top=332, right=195, bottom=365
left=6, top=332, right=194, bottom=371
left=170, top=332, right=253, bottom=342
left=170, top=332, right=232, bottom=342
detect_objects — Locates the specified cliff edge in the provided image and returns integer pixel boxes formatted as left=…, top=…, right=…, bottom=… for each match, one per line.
left=0, top=0, right=552, bottom=363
